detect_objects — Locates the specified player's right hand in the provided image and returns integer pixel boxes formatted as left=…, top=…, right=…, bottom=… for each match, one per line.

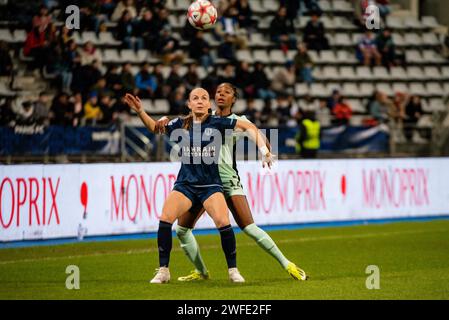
left=155, top=116, right=170, bottom=134
left=124, top=93, right=144, bottom=115
left=262, top=152, right=276, bottom=169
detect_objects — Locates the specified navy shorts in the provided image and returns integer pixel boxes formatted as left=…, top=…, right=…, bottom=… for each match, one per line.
left=173, top=183, right=224, bottom=209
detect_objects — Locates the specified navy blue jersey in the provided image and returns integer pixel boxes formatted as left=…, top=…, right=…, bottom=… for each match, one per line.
left=166, top=115, right=237, bottom=187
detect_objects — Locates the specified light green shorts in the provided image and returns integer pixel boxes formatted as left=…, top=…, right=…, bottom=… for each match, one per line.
left=222, top=178, right=245, bottom=199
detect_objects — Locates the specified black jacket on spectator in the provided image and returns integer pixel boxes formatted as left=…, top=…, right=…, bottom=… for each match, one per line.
left=251, top=69, right=271, bottom=90
left=303, top=20, right=329, bottom=50
left=269, top=15, right=295, bottom=39
left=166, top=71, right=183, bottom=91
left=189, top=38, right=211, bottom=61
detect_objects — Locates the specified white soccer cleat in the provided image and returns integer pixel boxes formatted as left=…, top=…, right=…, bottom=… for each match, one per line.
left=150, top=267, right=170, bottom=284
left=228, top=268, right=245, bottom=283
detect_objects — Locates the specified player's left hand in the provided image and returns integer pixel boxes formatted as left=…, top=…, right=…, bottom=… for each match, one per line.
left=262, top=152, right=276, bottom=169
left=155, top=116, right=170, bottom=134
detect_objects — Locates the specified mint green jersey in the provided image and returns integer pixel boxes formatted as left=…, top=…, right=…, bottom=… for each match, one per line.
left=214, top=112, right=250, bottom=197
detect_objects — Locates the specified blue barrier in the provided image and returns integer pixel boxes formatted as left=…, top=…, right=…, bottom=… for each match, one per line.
left=0, top=124, right=389, bottom=156
left=0, top=125, right=121, bottom=155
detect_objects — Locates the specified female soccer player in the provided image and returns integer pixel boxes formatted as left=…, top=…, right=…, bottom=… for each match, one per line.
left=124, top=89, right=274, bottom=284
left=155, top=83, right=308, bottom=282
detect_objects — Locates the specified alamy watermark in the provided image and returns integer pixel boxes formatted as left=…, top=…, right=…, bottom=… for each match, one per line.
left=65, top=265, right=80, bottom=290
left=65, top=5, right=80, bottom=30
left=365, top=265, right=380, bottom=289
left=167, top=124, right=279, bottom=166
left=365, top=5, right=381, bottom=30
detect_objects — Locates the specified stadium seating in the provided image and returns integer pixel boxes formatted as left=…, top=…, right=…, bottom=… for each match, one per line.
left=0, top=0, right=447, bottom=136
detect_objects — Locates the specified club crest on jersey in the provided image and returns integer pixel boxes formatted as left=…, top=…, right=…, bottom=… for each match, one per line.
left=204, top=128, right=213, bottom=136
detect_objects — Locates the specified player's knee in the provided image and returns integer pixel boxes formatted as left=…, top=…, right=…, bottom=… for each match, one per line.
left=214, top=218, right=230, bottom=229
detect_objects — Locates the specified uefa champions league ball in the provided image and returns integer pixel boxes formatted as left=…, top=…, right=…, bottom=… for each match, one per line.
left=187, top=0, right=218, bottom=30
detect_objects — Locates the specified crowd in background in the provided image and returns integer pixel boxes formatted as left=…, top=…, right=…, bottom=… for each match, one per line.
left=0, top=0, right=443, bottom=142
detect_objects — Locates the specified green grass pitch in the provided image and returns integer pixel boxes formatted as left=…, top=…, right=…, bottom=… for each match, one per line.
left=1, top=220, right=448, bottom=300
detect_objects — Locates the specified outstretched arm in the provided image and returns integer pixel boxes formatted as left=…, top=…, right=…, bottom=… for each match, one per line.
left=124, top=93, right=156, bottom=133
left=235, top=119, right=275, bottom=168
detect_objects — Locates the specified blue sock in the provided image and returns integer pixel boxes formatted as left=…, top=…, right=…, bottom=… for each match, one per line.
left=218, top=225, right=237, bottom=269
left=158, top=221, right=172, bottom=267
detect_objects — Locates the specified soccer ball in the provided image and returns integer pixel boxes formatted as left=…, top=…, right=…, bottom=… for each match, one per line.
left=187, top=0, right=218, bottom=30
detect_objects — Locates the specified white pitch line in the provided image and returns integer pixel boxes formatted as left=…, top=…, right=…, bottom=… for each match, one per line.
left=0, top=228, right=446, bottom=266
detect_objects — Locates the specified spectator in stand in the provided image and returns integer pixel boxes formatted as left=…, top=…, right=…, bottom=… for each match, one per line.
left=112, top=0, right=137, bottom=22
left=327, top=89, right=341, bottom=111
left=252, top=62, right=276, bottom=100
left=156, top=25, right=184, bottom=65
left=260, top=99, right=277, bottom=126
left=332, top=97, right=353, bottom=125
left=357, top=30, right=381, bottom=66
left=300, top=0, right=323, bottom=16
left=33, top=91, right=50, bottom=125
left=50, top=92, right=74, bottom=126
left=78, top=41, right=102, bottom=68
left=181, top=17, right=199, bottom=43
left=58, top=26, right=73, bottom=48
left=376, top=28, right=396, bottom=67
left=148, top=0, right=167, bottom=14
left=217, top=33, right=237, bottom=62
left=112, top=95, right=133, bottom=117
left=99, top=0, right=116, bottom=17
left=218, top=63, right=236, bottom=84
left=84, top=92, right=103, bottom=125
left=166, top=63, right=184, bottom=92
left=99, top=95, right=118, bottom=125
left=282, top=0, right=301, bottom=22
left=236, top=0, right=257, bottom=30
left=135, top=62, right=157, bottom=98
left=244, top=98, right=262, bottom=126
left=23, top=25, right=55, bottom=73
left=294, top=42, right=314, bottom=84
left=91, top=77, right=112, bottom=98
left=105, top=65, right=124, bottom=97
left=234, top=61, right=254, bottom=98
left=316, top=99, right=331, bottom=126
left=116, top=10, right=143, bottom=51
left=303, top=12, right=329, bottom=51
left=183, top=63, right=201, bottom=92
left=215, top=6, right=248, bottom=49
left=14, top=101, right=34, bottom=125
left=121, top=62, right=138, bottom=95
left=152, top=63, right=166, bottom=98
left=271, top=60, right=296, bottom=95
left=288, top=94, right=302, bottom=126
left=404, top=95, right=423, bottom=141
left=189, top=31, right=214, bottom=69
left=70, top=92, right=84, bottom=127
left=376, top=0, right=391, bottom=20
left=32, top=5, right=52, bottom=33
left=201, top=68, right=220, bottom=97
left=269, top=6, right=297, bottom=52
left=136, top=8, right=159, bottom=52
left=79, top=5, right=101, bottom=32
left=154, top=8, right=170, bottom=31
left=391, top=91, right=407, bottom=141
left=168, top=87, right=188, bottom=115
left=60, top=40, right=80, bottom=93
left=74, top=59, right=103, bottom=95
left=0, top=41, right=13, bottom=77
left=276, top=94, right=293, bottom=126
left=368, top=90, right=393, bottom=124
